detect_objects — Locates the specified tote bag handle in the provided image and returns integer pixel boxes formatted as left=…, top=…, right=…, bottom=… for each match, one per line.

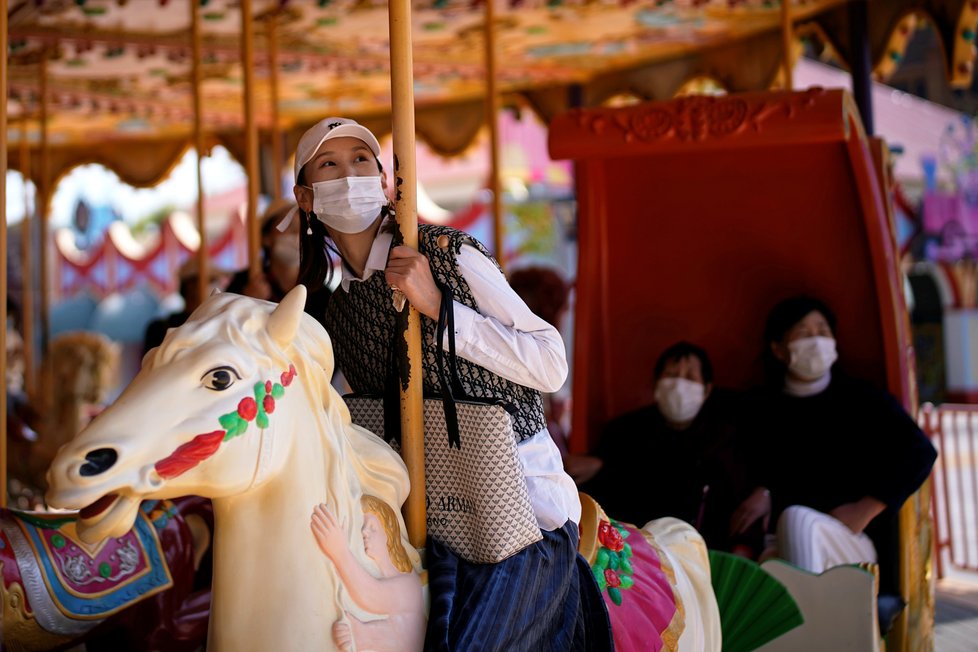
left=385, top=282, right=466, bottom=448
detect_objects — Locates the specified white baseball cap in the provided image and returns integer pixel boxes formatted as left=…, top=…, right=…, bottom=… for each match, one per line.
left=293, top=117, right=382, bottom=183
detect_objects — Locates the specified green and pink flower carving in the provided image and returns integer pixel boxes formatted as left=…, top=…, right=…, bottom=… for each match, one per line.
left=593, top=519, right=636, bottom=606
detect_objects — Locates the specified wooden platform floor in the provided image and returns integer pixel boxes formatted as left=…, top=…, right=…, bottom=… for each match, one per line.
left=936, top=575, right=978, bottom=651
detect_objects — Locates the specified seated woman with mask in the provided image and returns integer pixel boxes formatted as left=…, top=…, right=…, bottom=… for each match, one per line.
left=584, top=341, right=748, bottom=550
left=730, top=296, right=936, bottom=630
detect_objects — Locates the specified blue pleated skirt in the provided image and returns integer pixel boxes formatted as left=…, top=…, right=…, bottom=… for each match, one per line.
left=424, top=521, right=614, bottom=651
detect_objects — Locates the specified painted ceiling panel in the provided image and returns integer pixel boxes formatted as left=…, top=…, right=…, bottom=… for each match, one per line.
left=4, top=0, right=976, bottom=175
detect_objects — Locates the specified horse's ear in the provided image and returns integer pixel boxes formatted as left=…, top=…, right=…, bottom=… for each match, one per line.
left=267, top=285, right=308, bottom=347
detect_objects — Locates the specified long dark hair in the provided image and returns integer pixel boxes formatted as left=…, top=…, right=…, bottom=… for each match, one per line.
left=297, top=207, right=338, bottom=295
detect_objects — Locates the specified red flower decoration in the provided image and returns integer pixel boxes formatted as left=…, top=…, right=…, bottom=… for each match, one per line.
left=598, top=520, right=624, bottom=552
left=281, top=364, right=296, bottom=387
left=604, top=568, right=621, bottom=588
left=263, top=394, right=275, bottom=414
left=237, top=397, right=258, bottom=421
left=265, top=380, right=273, bottom=394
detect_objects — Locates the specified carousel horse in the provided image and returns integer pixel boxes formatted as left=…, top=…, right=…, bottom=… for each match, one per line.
left=2, top=325, right=211, bottom=651
left=7, top=331, right=122, bottom=504
left=46, top=286, right=721, bottom=651
left=34, top=332, right=121, bottom=488
left=0, top=495, right=212, bottom=651
left=8, top=330, right=120, bottom=513
left=578, top=495, right=720, bottom=651
left=6, top=321, right=42, bottom=509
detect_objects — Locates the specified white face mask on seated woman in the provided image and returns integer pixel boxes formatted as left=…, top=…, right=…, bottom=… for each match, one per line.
left=303, top=176, right=388, bottom=234
left=787, top=336, right=838, bottom=381
left=655, top=377, right=706, bottom=425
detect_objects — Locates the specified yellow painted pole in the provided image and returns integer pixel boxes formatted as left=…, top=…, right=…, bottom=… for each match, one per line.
left=38, top=52, right=50, bottom=365
left=191, top=0, right=209, bottom=303
left=241, top=0, right=261, bottom=280
left=781, top=0, right=794, bottom=90
left=268, top=13, right=284, bottom=200
left=389, top=0, right=426, bottom=550
left=19, top=121, right=35, bottom=399
left=2, top=0, right=10, bottom=507
left=484, top=0, right=505, bottom=271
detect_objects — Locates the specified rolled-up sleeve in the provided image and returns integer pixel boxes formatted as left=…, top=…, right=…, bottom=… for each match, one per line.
left=443, top=245, right=568, bottom=393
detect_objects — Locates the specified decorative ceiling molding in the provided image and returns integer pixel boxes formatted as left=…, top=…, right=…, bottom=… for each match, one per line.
left=5, top=0, right=977, bottom=182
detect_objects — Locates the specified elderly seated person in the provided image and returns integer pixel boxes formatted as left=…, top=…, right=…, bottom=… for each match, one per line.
left=730, top=296, right=937, bottom=632
left=583, top=342, right=748, bottom=551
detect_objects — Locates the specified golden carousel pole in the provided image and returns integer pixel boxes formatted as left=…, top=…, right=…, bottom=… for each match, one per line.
left=241, top=0, right=261, bottom=280
left=19, top=121, right=35, bottom=399
left=2, top=0, right=10, bottom=507
left=38, top=51, right=50, bottom=370
left=388, top=0, right=426, bottom=550
left=849, top=0, right=874, bottom=136
left=484, top=0, right=505, bottom=271
left=780, top=0, right=794, bottom=89
left=191, top=0, right=209, bottom=303
left=268, top=12, right=284, bottom=200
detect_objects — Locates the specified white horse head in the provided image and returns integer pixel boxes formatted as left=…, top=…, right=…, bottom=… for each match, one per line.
left=47, top=286, right=418, bottom=650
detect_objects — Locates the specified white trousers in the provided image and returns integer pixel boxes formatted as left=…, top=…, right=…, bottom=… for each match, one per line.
left=777, top=505, right=877, bottom=574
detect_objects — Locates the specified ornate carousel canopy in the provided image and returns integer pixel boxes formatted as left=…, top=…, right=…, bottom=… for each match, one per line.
left=5, top=0, right=978, bottom=188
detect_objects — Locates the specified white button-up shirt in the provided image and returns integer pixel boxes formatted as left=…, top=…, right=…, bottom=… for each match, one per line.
left=337, top=229, right=581, bottom=530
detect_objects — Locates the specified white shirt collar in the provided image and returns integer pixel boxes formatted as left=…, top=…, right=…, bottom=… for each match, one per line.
left=783, top=371, right=832, bottom=397
left=338, top=224, right=393, bottom=293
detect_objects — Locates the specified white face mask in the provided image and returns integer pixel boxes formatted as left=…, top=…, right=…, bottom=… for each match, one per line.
left=270, top=236, right=299, bottom=266
left=655, top=377, right=706, bottom=425
left=307, top=176, right=387, bottom=234
left=787, top=336, right=838, bottom=381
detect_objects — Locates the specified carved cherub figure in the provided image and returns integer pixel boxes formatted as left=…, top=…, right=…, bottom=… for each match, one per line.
left=310, top=496, right=425, bottom=652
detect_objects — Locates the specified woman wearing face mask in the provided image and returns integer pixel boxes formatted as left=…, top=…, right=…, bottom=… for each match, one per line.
left=583, top=342, right=747, bottom=550
left=731, top=296, right=936, bottom=631
left=288, top=118, right=608, bottom=651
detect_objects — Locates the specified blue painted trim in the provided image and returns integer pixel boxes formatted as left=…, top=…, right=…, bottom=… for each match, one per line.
left=21, top=512, right=171, bottom=618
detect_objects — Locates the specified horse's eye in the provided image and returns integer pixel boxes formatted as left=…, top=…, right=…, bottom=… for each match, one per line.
left=202, top=367, right=239, bottom=391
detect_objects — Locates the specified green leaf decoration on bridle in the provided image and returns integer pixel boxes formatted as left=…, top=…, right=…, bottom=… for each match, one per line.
left=217, top=364, right=296, bottom=442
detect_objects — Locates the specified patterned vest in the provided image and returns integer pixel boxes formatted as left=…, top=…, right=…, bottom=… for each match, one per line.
left=324, top=224, right=547, bottom=442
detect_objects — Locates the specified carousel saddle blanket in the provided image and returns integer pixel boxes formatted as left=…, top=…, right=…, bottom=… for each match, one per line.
left=578, top=493, right=684, bottom=652
left=1, top=501, right=174, bottom=620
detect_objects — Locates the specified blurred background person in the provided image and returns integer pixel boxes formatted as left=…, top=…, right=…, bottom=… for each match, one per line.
left=226, top=198, right=301, bottom=303
left=143, top=257, right=231, bottom=355
left=509, top=266, right=572, bottom=444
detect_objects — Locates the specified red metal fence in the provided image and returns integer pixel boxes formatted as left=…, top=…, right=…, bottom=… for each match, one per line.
left=920, top=403, right=978, bottom=578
